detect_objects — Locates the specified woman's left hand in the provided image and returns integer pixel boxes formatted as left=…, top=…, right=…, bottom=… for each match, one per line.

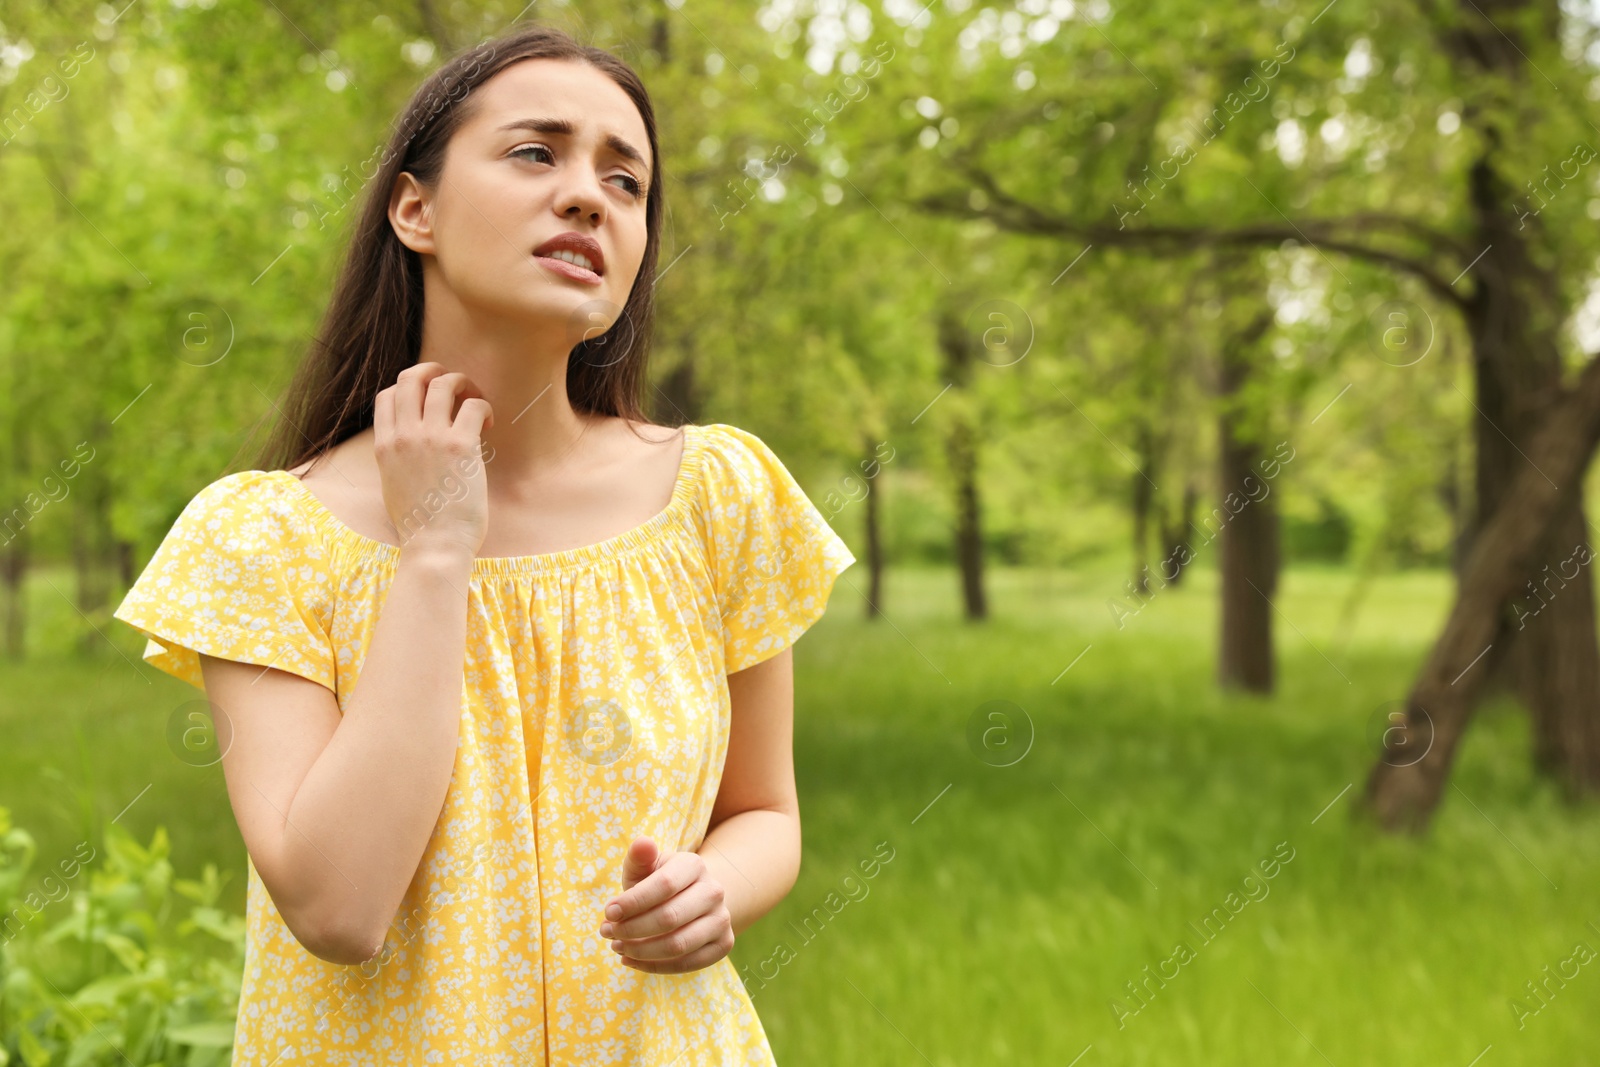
left=600, top=835, right=735, bottom=974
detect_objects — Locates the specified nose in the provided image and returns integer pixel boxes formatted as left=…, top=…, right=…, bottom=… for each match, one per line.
left=555, top=166, right=608, bottom=225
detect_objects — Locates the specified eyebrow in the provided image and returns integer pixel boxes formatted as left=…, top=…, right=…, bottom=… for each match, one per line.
left=496, top=117, right=651, bottom=178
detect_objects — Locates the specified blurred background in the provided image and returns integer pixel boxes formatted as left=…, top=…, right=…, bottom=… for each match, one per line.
left=4, top=0, right=1600, bottom=1063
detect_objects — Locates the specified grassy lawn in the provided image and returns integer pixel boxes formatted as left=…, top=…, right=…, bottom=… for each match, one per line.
left=3, top=563, right=1597, bottom=1065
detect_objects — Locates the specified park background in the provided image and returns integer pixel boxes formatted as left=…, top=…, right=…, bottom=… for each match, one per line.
left=4, top=0, right=1600, bottom=1063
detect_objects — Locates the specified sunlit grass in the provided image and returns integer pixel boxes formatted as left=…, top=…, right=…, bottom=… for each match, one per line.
left=770, top=564, right=1597, bottom=1066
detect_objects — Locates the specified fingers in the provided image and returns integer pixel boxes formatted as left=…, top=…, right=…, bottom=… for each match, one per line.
left=454, top=396, right=494, bottom=438
left=608, top=845, right=691, bottom=921
left=598, top=846, right=735, bottom=974
left=374, top=386, right=394, bottom=443
left=613, top=910, right=732, bottom=962
left=615, top=914, right=735, bottom=972
left=604, top=876, right=725, bottom=941
left=617, top=837, right=659, bottom=894
left=422, top=372, right=480, bottom=430
left=391, top=361, right=449, bottom=433
left=379, top=362, right=491, bottom=442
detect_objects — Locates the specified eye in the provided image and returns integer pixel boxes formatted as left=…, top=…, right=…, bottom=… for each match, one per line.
left=610, top=173, right=645, bottom=199
left=510, top=143, right=554, bottom=164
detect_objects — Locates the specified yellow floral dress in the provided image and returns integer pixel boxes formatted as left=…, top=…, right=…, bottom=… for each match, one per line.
left=112, top=422, right=856, bottom=1066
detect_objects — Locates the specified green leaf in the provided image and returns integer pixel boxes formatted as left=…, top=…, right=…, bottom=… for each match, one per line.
left=17, top=1026, right=50, bottom=1067
left=164, top=1021, right=237, bottom=1047
left=101, top=931, right=148, bottom=973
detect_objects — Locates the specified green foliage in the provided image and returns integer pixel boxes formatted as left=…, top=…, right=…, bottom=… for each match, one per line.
left=0, top=807, right=244, bottom=1067
left=1281, top=497, right=1355, bottom=563
left=15, top=0, right=1577, bottom=601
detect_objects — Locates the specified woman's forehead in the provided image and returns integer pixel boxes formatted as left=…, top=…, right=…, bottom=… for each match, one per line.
left=469, top=59, right=650, bottom=155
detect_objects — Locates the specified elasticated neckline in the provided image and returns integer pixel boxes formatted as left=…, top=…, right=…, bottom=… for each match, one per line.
left=265, top=423, right=706, bottom=576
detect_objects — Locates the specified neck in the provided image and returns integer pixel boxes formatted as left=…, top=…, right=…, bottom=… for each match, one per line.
left=414, top=285, right=601, bottom=483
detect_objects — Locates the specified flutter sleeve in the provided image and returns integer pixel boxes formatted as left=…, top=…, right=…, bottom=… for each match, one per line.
left=112, top=470, right=337, bottom=693
left=698, top=423, right=857, bottom=673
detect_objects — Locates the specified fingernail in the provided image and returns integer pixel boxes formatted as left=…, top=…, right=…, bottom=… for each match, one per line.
left=600, top=922, right=615, bottom=938
left=610, top=940, right=623, bottom=953
left=606, top=904, right=622, bottom=921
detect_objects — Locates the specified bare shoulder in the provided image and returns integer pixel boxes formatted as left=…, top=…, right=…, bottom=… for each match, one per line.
left=284, top=428, right=378, bottom=485
left=610, top=416, right=689, bottom=481
left=282, top=429, right=392, bottom=541
left=616, top=416, right=685, bottom=446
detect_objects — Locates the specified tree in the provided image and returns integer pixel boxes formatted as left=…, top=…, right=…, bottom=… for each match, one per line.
left=900, top=0, right=1600, bottom=822
left=1365, top=352, right=1600, bottom=830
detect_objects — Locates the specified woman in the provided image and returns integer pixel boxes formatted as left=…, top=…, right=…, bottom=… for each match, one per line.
left=113, top=24, right=854, bottom=1065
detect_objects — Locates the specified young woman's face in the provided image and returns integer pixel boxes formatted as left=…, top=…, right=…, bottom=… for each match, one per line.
left=401, top=58, right=653, bottom=342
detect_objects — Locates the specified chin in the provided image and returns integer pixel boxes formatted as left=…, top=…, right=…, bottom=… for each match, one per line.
left=553, top=290, right=626, bottom=345
left=497, top=288, right=622, bottom=343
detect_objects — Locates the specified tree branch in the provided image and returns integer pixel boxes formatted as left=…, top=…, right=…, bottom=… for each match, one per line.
left=918, top=165, right=1472, bottom=309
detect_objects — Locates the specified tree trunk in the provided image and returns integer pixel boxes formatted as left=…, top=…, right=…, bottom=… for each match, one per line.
left=117, top=538, right=135, bottom=589
left=3, top=395, right=29, bottom=658
left=1216, top=432, right=1278, bottom=693
left=1459, top=142, right=1600, bottom=793
left=1132, top=423, right=1155, bottom=596
left=655, top=355, right=702, bottom=426
left=863, top=436, right=884, bottom=620
left=1, top=530, right=25, bottom=659
left=948, top=418, right=987, bottom=620
left=1216, top=313, right=1277, bottom=693
left=1438, top=336, right=1471, bottom=580
left=1160, top=484, right=1197, bottom=588
left=1512, top=498, right=1600, bottom=785
left=651, top=0, right=671, bottom=62
left=939, top=305, right=987, bottom=621
left=73, top=440, right=115, bottom=658
left=1364, top=352, right=1600, bottom=830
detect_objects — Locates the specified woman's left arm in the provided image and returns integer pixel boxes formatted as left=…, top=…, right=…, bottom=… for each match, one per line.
left=599, top=647, right=801, bottom=973
left=699, top=645, right=802, bottom=935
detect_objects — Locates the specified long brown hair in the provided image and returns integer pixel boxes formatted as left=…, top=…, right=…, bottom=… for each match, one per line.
left=255, top=24, right=665, bottom=472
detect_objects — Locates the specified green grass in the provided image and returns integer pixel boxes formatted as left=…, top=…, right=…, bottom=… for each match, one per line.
left=4, top=563, right=1598, bottom=1065
left=766, top=564, right=1599, bottom=1066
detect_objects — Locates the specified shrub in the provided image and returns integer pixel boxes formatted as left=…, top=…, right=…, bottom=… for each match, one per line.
left=0, top=807, right=244, bottom=1066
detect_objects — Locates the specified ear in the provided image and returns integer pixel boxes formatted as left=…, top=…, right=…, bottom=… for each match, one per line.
left=388, top=170, right=436, bottom=255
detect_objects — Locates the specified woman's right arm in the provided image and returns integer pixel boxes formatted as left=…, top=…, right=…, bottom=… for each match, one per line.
left=199, top=362, right=493, bottom=966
